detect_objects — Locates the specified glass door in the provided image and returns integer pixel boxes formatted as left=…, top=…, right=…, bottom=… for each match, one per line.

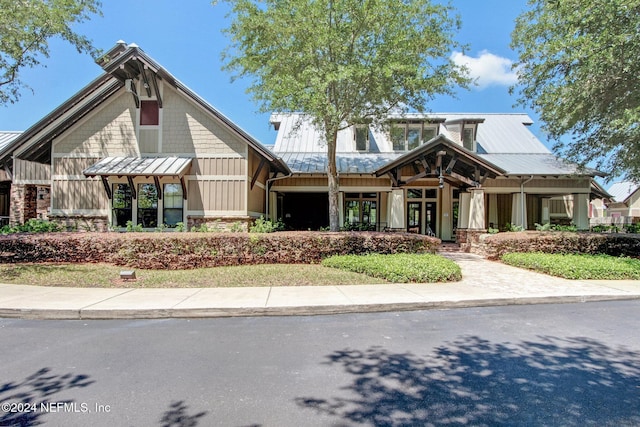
left=407, top=202, right=421, bottom=233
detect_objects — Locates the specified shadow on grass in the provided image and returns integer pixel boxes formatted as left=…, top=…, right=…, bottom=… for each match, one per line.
left=0, top=367, right=94, bottom=426
left=296, top=336, right=640, bottom=426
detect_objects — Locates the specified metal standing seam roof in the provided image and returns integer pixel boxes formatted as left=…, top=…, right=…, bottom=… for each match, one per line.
left=607, top=181, right=640, bottom=203
left=0, top=131, right=22, bottom=153
left=278, top=152, right=401, bottom=174
left=478, top=153, right=603, bottom=177
left=83, top=157, right=192, bottom=177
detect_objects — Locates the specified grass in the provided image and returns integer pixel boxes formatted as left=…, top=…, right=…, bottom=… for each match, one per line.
left=501, top=252, right=640, bottom=280
left=321, top=253, right=462, bottom=283
left=0, top=263, right=390, bottom=288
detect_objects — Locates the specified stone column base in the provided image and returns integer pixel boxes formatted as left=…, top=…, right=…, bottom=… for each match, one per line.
left=456, top=228, right=487, bottom=252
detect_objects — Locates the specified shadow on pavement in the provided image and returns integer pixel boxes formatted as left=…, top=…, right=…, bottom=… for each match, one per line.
left=0, top=367, right=94, bottom=426
left=159, top=400, right=207, bottom=427
left=296, top=336, right=640, bottom=425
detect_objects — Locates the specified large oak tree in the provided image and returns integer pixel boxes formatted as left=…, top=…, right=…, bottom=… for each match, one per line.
left=511, top=0, right=640, bottom=181
left=0, top=0, right=102, bottom=105
left=221, top=0, right=469, bottom=231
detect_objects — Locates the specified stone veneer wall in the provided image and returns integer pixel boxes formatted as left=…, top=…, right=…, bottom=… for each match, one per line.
left=455, top=228, right=487, bottom=253
left=187, top=216, right=251, bottom=232
left=48, top=215, right=109, bottom=232
left=9, top=184, right=38, bottom=226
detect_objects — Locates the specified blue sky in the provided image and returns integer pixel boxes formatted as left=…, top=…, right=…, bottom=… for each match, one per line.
left=0, top=0, right=536, bottom=148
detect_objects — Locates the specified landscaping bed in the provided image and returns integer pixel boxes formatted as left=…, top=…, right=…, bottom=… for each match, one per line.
left=501, top=252, right=640, bottom=280
left=0, top=231, right=439, bottom=270
left=322, top=253, right=462, bottom=283
left=480, top=231, right=640, bottom=260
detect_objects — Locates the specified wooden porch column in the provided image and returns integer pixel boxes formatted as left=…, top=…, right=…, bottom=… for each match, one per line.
left=388, top=189, right=405, bottom=229
left=487, top=193, right=498, bottom=229
left=572, top=193, right=590, bottom=230
left=458, top=192, right=470, bottom=229
left=468, top=188, right=486, bottom=230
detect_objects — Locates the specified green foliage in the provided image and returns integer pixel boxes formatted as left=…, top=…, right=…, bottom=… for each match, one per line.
left=534, top=222, right=551, bottom=232
left=175, top=222, right=186, bottom=232
left=505, top=223, right=524, bottom=232
left=0, top=0, right=102, bottom=105
left=249, top=216, right=284, bottom=233
left=511, top=0, right=640, bottom=180
left=502, top=252, right=640, bottom=280
left=341, top=221, right=376, bottom=232
left=591, top=224, right=620, bottom=233
left=0, top=219, right=63, bottom=234
left=230, top=222, right=244, bottom=233
left=221, top=0, right=469, bottom=230
left=125, top=221, right=143, bottom=232
left=487, top=227, right=500, bottom=234
left=626, top=223, right=640, bottom=234
left=322, top=253, right=461, bottom=283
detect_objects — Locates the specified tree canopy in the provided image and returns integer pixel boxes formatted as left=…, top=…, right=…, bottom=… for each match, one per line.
left=0, top=0, right=102, bottom=105
left=221, top=0, right=469, bottom=230
left=511, top=0, right=640, bottom=181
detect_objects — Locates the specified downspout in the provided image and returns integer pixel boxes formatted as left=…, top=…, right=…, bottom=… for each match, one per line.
left=520, top=175, right=534, bottom=229
left=266, top=172, right=293, bottom=221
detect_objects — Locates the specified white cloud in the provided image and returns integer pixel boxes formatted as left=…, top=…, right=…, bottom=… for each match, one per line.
left=451, top=50, right=518, bottom=89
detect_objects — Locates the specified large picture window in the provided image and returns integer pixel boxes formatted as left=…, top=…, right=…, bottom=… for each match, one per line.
left=344, top=192, right=377, bottom=230
left=137, top=183, right=158, bottom=228
left=112, top=183, right=132, bottom=227
left=163, top=183, right=183, bottom=227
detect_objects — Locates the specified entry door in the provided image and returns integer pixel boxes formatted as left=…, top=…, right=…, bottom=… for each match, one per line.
left=407, top=202, right=421, bottom=233
left=425, top=202, right=437, bottom=236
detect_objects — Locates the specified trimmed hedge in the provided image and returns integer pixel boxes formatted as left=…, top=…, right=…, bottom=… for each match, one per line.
left=0, top=231, right=439, bottom=270
left=481, top=231, right=640, bottom=260
left=322, top=253, right=462, bottom=283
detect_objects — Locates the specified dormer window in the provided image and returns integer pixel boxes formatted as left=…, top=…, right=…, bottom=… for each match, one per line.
left=462, top=126, right=475, bottom=151
left=355, top=126, right=369, bottom=151
left=390, top=121, right=439, bottom=151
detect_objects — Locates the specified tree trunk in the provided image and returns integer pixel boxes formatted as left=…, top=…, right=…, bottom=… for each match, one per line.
left=327, top=128, right=340, bottom=231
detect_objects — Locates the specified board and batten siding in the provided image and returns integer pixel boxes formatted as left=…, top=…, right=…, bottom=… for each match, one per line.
left=52, top=179, right=106, bottom=211
left=13, top=159, right=50, bottom=184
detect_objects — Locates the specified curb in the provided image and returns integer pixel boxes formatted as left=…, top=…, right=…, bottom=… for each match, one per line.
left=2, top=294, right=639, bottom=320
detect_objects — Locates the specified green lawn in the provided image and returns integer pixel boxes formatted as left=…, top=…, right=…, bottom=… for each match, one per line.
left=322, top=253, right=462, bottom=283
left=501, top=252, right=640, bottom=280
left=0, top=263, right=389, bottom=288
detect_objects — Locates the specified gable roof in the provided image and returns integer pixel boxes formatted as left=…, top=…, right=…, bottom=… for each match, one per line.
left=607, top=181, right=640, bottom=203
left=1, top=41, right=289, bottom=174
left=0, top=131, right=21, bottom=153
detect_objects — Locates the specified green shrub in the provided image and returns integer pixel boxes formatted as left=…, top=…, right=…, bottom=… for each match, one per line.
left=125, top=220, right=143, bottom=232
left=0, top=219, right=63, bottom=234
left=501, top=252, right=640, bottom=280
left=322, top=253, right=461, bottom=283
left=505, top=223, right=524, bottom=232
left=626, top=223, right=640, bottom=234
left=250, top=216, right=284, bottom=233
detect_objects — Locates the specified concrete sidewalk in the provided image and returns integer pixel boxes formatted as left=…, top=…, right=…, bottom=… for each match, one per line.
left=0, top=253, right=639, bottom=319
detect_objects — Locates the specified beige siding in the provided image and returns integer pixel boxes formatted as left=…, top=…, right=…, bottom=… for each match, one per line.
left=54, top=92, right=138, bottom=156
left=139, top=129, right=159, bottom=153
left=161, top=86, right=246, bottom=156
left=484, top=178, right=590, bottom=190
left=191, top=157, right=246, bottom=175
left=273, top=177, right=328, bottom=187
left=14, top=159, right=50, bottom=183
left=52, top=179, right=106, bottom=210
left=187, top=180, right=246, bottom=211
left=53, top=157, right=100, bottom=176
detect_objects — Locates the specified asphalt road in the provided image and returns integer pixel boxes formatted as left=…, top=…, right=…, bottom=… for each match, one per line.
left=1, top=301, right=639, bottom=426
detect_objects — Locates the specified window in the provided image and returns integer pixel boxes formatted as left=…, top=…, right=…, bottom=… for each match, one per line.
left=391, top=125, right=405, bottom=151
left=422, top=126, right=437, bottom=142
left=112, top=183, right=132, bottom=227
left=137, top=183, right=158, bottom=228
left=463, top=127, right=474, bottom=151
left=163, top=183, right=183, bottom=227
left=140, top=100, right=159, bottom=126
left=344, top=193, right=377, bottom=230
left=407, top=126, right=421, bottom=150
left=391, top=122, right=439, bottom=151
left=355, top=126, right=368, bottom=151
